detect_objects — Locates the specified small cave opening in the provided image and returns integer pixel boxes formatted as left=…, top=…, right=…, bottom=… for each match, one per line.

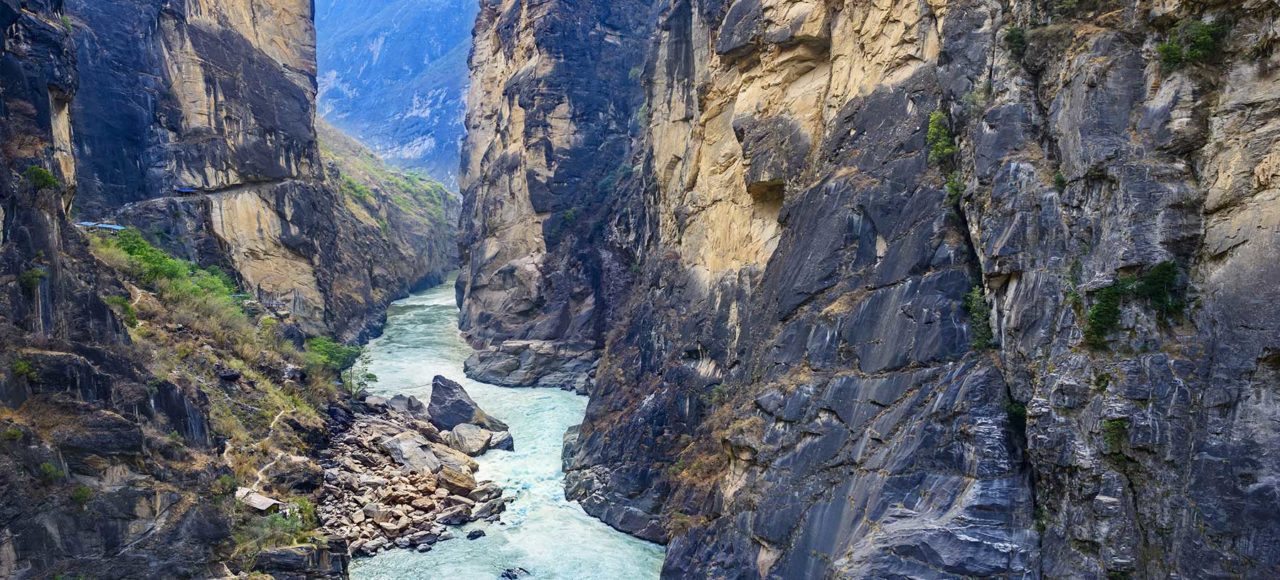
left=748, top=179, right=784, bottom=223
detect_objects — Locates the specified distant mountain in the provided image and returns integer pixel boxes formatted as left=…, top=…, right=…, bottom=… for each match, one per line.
left=315, top=0, right=476, bottom=189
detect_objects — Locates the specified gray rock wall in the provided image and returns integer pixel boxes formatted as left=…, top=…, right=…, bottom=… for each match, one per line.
left=463, top=0, right=1280, bottom=576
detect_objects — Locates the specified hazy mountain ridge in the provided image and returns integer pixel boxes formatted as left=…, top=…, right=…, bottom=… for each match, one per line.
left=316, top=0, right=476, bottom=189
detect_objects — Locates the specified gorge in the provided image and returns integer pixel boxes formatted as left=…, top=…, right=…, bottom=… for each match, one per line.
left=3, top=0, right=1280, bottom=578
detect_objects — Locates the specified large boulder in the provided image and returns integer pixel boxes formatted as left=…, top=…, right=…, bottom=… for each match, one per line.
left=428, top=441, right=479, bottom=473
left=387, top=394, right=430, bottom=421
left=445, top=423, right=492, bottom=456
left=428, top=376, right=507, bottom=431
left=379, top=432, right=442, bottom=474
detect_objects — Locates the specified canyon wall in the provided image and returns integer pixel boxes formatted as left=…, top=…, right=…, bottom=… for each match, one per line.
left=68, top=0, right=457, bottom=341
left=456, top=0, right=657, bottom=392
left=463, top=0, right=1280, bottom=577
left=0, top=2, right=238, bottom=576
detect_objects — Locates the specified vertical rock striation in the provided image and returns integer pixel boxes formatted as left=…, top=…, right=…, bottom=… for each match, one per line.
left=457, top=0, right=657, bottom=392
left=67, top=0, right=457, bottom=341
left=0, top=2, right=241, bottom=576
left=462, top=0, right=1280, bottom=576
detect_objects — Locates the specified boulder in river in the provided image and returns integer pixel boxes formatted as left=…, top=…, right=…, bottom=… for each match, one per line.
left=489, top=430, right=514, bottom=452
left=446, top=423, right=493, bottom=456
left=428, top=375, right=508, bottom=432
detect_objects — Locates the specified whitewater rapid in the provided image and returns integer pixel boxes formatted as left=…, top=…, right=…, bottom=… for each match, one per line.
left=350, top=279, right=664, bottom=579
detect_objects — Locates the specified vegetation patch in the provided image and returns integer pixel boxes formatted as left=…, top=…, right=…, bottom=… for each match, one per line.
left=965, top=285, right=995, bottom=350
left=1102, top=418, right=1130, bottom=452
left=1, top=427, right=22, bottom=441
left=1005, top=26, right=1027, bottom=59
left=1158, top=19, right=1230, bottom=69
left=23, top=166, right=60, bottom=190
left=231, top=505, right=318, bottom=565
left=11, top=359, right=37, bottom=382
left=945, top=172, right=965, bottom=205
left=927, top=111, right=958, bottom=167
left=19, top=268, right=47, bottom=295
left=102, top=295, right=138, bottom=327
left=70, top=485, right=93, bottom=507
left=38, top=461, right=64, bottom=483
left=1084, top=262, right=1183, bottom=350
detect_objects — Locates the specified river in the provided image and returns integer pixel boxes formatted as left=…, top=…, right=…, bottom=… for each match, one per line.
left=349, top=279, right=665, bottom=579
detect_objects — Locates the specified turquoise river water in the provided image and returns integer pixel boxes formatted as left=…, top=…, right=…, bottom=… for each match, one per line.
left=350, top=280, right=665, bottom=579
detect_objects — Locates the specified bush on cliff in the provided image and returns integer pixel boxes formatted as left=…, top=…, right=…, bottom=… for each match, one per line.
left=91, top=229, right=247, bottom=343
left=1159, top=19, right=1230, bottom=69
left=23, top=166, right=60, bottom=190
left=927, top=111, right=958, bottom=167
left=1084, top=262, right=1183, bottom=350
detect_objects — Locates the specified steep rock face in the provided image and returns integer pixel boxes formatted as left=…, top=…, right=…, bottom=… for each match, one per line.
left=463, top=0, right=1280, bottom=577
left=457, top=0, right=656, bottom=391
left=68, top=0, right=319, bottom=214
left=316, top=0, right=476, bottom=188
left=0, top=3, right=236, bottom=576
left=66, top=0, right=457, bottom=341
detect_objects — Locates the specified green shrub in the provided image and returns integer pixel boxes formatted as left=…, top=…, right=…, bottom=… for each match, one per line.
left=304, top=337, right=360, bottom=373
left=1005, top=26, right=1027, bottom=59
left=60, top=15, right=72, bottom=33
left=339, top=175, right=373, bottom=202
left=232, top=510, right=316, bottom=561
left=115, top=229, right=190, bottom=283
left=1084, top=281, right=1128, bottom=350
left=927, top=111, right=958, bottom=167
left=1132, top=261, right=1180, bottom=315
left=1084, top=262, right=1182, bottom=349
left=38, top=462, right=65, bottom=483
left=1102, top=418, right=1129, bottom=451
left=288, top=497, right=318, bottom=528
left=1, top=427, right=22, bottom=441
left=108, top=228, right=238, bottom=304
left=1159, top=19, right=1230, bottom=69
left=102, top=295, right=138, bottom=327
left=71, top=485, right=93, bottom=506
left=1054, top=172, right=1067, bottom=192
left=212, top=474, right=238, bottom=496
left=945, top=172, right=965, bottom=204
left=18, top=268, right=47, bottom=295
left=11, top=359, right=37, bottom=381
left=964, top=285, right=995, bottom=350
left=23, top=166, right=60, bottom=190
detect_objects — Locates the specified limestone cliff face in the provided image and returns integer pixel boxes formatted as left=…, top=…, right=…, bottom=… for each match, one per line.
left=67, top=0, right=456, bottom=341
left=457, top=0, right=656, bottom=391
left=464, top=0, right=1280, bottom=576
left=0, top=3, right=233, bottom=576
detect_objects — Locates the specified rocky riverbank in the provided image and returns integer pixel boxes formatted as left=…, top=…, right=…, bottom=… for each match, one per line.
left=315, top=376, right=514, bottom=558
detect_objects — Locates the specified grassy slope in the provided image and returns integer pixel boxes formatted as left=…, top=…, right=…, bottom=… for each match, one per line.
left=318, top=118, right=455, bottom=232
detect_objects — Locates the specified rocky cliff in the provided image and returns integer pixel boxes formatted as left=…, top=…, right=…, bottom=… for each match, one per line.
left=316, top=0, right=476, bottom=189
left=1, top=2, right=235, bottom=576
left=462, top=0, right=1280, bottom=577
left=457, top=0, right=656, bottom=392
left=68, top=0, right=457, bottom=342
left=0, top=0, right=459, bottom=576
